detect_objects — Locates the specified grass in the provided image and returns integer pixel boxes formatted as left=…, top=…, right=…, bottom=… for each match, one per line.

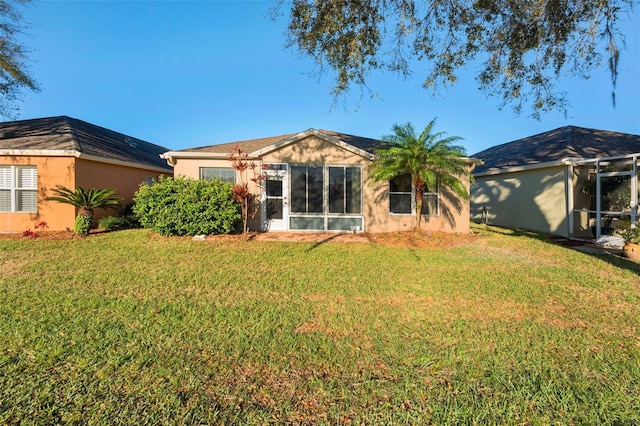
left=1, top=224, right=639, bottom=425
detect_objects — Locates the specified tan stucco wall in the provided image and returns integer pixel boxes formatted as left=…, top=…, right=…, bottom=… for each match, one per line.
left=174, top=158, right=234, bottom=180
left=1, top=155, right=76, bottom=232
left=471, top=166, right=569, bottom=236
left=173, top=135, right=472, bottom=233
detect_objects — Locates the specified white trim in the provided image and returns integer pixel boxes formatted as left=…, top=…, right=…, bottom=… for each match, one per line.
left=476, top=154, right=640, bottom=178
left=161, top=129, right=379, bottom=167
left=0, top=149, right=171, bottom=174
left=0, top=149, right=80, bottom=157
left=77, top=153, right=172, bottom=173
left=474, top=159, right=570, bottom=177
left=160, top=151, right=235, bottom=163
left=252, top=129, right=376, bottom=160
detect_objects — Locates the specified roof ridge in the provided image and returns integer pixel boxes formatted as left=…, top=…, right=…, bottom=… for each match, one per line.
left=61, top=116, right=83, bottom=153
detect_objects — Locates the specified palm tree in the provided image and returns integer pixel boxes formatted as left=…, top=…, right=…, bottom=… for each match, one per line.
left=371, top=119, right=471, bottom=230
left=47, top=186, right=124, bottom=235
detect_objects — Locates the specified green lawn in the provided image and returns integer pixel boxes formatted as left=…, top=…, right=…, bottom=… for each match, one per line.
left=1, top=225, right=638, bottom=425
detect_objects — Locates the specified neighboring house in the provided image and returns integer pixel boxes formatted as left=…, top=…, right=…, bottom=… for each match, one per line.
left=1, top=116, right=172, bottom=232
left=471, top=126, right=640, bottom=238
left=161, top=129, right=480, bottom=233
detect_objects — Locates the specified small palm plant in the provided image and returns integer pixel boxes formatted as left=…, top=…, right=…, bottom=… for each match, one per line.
left=47, top=186, right=124, bottom=235
left=371, top=119, right=471, bottom=230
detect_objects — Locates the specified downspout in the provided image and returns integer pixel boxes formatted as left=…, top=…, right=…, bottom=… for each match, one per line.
left=595, top=160, right=601, bottom=240
left=161, top=153, right=176, bottom=168
left=632, top=155, right=638, bottom=225
left=566, top=164, right=574, bottom=238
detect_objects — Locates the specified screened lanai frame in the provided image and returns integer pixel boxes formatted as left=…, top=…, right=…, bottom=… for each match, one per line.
left=569, top=153, right=639, bottom=240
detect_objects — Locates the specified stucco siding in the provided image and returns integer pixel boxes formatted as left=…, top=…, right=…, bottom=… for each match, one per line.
left=172, top=136, right=472, bottom=233
left=472, top=166, right=568, bottom=235
left=75, top=158, right=169, bottom=223
left=1, top=155, right=76, bottom=232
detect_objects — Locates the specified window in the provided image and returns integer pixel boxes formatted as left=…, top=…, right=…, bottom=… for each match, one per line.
left=421, top=181, right=439, bottom=216
left=0, top=165, right=38, bottom=213
left=389, top=174, right=439, bottom=216
left=389, top=174, right=412, bottom=214
left=200, top=167, right=236, bottom=183
left=328, top=166, right=362, bottom=214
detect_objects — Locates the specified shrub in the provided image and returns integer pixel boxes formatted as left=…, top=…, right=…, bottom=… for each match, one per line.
left=98, top=215, right=138, bottom=231
left=133, top=176, right=240, bottom=236
left=74, top=214, right=93, bottom=235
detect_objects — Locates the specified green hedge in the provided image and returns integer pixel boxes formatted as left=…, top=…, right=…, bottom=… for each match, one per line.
left=133, top=176, right=240, bottom=236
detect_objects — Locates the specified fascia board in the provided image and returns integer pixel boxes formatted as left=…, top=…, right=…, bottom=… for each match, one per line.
left=0, top=149, right=171, bottom=173
left=252, top=129, right=376, bottom=160
left=77, top=153, right=173, bottom=174
left=0, top=149, right=80, bottom=157
left=473, top=159, right=568, bottom=177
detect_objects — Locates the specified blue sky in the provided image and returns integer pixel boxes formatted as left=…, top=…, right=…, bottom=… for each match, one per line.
left=15, top=1, right=640, bottom=155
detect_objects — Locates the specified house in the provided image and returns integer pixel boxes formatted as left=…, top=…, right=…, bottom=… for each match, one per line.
left=1, top=116, right=172, bottom=232
left=161, top=129, right=480, bottom=233
left=470, top=126, right=640, bottom=238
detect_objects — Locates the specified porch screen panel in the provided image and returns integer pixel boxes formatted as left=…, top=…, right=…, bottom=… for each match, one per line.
left=308, top=166, right=323, bottom=213
left=266, top=177, right=283, bottom=220
left=328, top=167, right=345, bottom=213
left=346, top=167, right=361, bottom=214
left=290, top=166, right=306, bottom=213
left=329, top=166, right=362, bottom=214
left=290, top=165, right=323, bottom=213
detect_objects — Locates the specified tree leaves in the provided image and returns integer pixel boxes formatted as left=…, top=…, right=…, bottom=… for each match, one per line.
left=0, top=0, right=39, bottom=118
left=276, top=0, right=633, bottom=118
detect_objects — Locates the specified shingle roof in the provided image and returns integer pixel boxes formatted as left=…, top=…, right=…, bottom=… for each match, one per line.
left=472, top=126, right=640, bottom=174
left=0, top=116, right=172, bottom=171
left=175, top=129, right=391, bottom=156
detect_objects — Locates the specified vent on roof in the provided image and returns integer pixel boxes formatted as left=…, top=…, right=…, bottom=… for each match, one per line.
left=125, top=137, right=137, bottom=148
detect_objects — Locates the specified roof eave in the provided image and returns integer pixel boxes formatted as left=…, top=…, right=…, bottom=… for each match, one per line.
left=0, top=149, right=171, bottom=173
left=0, top=149, right=81, bottom=157
left=474, top=159, right=569, bottom=177
left=252, top=129, right=376, bottom=160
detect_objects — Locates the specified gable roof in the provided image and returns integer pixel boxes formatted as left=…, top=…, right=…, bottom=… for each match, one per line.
left=472, top=126, right=640, bottom=175
left=161, top=128, right=393, bottom=165
left=0, top=116, right=172, bottom=172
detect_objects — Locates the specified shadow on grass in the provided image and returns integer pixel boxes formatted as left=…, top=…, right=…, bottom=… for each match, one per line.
left=305, top=233, right=349, bottom=252
left=474, top=223, right=640, bottom=277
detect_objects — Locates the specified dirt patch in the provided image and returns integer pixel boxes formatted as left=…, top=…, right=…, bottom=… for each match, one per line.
left=207, top=229, right=480, bottom=249
left=365, top=230, right=480, bottom=249
left=1, top=228, right=480, bottom=249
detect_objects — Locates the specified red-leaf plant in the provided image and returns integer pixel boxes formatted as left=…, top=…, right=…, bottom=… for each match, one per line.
left=228, top=146, right=265, bottom=234
left=22, top=221, right=48, bottom=238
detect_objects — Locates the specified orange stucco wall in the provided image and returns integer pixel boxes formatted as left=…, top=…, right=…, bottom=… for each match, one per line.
left=172, top=135, right=473, bottom=234
left=1, top=155, right=76, bottom=232
left=1, top=155, right=170, bottom=232
left=75, top=158, right=168, bottom=223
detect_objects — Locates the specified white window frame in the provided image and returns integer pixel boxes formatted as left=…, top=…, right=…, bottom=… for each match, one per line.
left=389, top=174, right=413, bottom=215
left=388, top=174, right=440, bottom=216
left=0, top=165, right=38, bottom=213
left=421, top=181, right=440, bottom=216
left=199, top=167, right=236, bottom=184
